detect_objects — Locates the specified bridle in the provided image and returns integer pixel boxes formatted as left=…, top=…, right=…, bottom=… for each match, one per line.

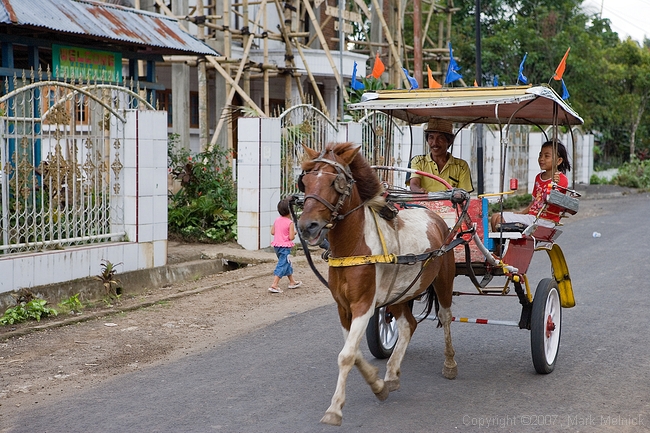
left=298, top=156, right=365, bottom=229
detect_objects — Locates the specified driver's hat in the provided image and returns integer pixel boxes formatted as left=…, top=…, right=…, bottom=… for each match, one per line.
left=424, top=118, right=454, bottom=135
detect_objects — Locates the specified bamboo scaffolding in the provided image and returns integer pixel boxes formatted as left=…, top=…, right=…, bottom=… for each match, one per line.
left=147, top=0, right=458, bottom=152
left=208, top=0, right=269, bottom=149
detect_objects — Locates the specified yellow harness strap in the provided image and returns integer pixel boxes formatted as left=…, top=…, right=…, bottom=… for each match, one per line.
left=327, top=209, right=398, bottom=267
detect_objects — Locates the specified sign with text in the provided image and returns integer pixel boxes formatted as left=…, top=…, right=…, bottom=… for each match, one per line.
left=52, top=45, right=122, bottom=82
left=325, top=5, right=362, bottom=23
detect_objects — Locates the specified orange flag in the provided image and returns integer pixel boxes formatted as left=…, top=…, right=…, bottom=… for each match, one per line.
left=369, top=53, right=385, bottom=79
left=427, top=65, right=442, bottom=88
left=553, top=47, right=571, bottom=81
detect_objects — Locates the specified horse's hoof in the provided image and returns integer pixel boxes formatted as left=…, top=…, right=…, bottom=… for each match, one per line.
left=320, top=412, right=342, bottom=426
left=374, top=384, right=389, bottom=401
left=385, top=379, right=401, bottom=392
left=443, top=364, right=458, bottom=380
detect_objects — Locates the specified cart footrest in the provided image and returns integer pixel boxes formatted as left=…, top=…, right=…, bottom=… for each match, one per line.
left=547, top=189, right=579, bottom=215
left=487, top=231, right=523, bottom=239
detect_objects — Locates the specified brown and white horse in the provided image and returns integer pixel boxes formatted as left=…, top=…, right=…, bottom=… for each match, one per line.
left=297, top=142, right=458, bottom=426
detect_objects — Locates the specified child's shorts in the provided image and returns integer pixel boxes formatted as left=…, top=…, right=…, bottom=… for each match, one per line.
left=273, top=246, right=293, bottom=277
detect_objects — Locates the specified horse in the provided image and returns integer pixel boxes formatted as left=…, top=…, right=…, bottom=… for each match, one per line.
left=297, top=142, right=458, bottom=426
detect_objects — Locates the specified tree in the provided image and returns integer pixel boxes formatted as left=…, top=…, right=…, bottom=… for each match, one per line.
left=448, top=0, right=650, bottom=162
left=604, top=39, right=650, bottom=159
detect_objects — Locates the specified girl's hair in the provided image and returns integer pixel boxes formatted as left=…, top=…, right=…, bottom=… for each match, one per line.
left=542, top=140, right=571, bottom=173
left=277, top=198, right=291, bottom=216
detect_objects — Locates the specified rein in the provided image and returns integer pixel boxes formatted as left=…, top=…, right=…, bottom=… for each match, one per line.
left=289, top=196, right=329, bottom=287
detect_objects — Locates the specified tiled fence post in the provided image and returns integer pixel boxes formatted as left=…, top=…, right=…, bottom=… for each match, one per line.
left=237, top=117, right=281, bottom=250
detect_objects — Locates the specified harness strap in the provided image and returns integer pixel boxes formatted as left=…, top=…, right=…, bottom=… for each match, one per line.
left=327, top=237, right=466, bottom=267
left=327, top=209, right=394, bottom=267
left=373, top=209, right=390, bottom=256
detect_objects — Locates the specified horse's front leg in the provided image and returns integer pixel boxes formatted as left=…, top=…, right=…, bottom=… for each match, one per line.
left=438, top=306, right=458, bottom=379
left=321, top=308, right=385, bottom=426
left=383, top=303, right=417, bottom=391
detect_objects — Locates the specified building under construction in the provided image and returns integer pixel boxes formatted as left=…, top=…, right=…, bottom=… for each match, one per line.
left=127, top=0, right=458, bottom=155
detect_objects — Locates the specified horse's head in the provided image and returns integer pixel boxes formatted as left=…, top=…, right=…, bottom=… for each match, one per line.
left=297, top=142, right=381, bottom=245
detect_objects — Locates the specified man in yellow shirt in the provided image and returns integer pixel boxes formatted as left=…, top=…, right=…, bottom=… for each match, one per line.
left=406, top=118, right=474, bottom=193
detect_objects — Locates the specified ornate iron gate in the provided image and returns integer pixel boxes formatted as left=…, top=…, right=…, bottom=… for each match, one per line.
left=359, top=111, right=405, bottom=186
left=278, top=104, right=338, bottom=198
left=0, top=73, right=154, bottom=255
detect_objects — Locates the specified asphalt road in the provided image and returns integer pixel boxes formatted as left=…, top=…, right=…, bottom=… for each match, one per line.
left=5, top=194, right=650, bottom=433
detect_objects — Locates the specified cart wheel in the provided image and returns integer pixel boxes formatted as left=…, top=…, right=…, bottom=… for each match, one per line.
left=366, top=306, right=398, bottom=359
left=530, top=278, right=562, bottom=374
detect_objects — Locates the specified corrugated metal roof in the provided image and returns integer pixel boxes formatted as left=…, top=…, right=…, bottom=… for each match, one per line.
left=0, top=0, right=219, bottom=56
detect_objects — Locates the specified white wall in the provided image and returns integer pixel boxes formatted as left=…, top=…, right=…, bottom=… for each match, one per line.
left=0, top=110, right=168, bottom=297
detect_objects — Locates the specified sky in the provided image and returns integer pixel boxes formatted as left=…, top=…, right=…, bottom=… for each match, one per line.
left=581, top=0, right=650, bottom=43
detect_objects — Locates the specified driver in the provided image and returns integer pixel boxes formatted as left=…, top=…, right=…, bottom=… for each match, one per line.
left=406, top=118, right=473, bottom=193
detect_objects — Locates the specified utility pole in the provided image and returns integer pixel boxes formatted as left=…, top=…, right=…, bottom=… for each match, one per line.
left=475, top=0, right=484, bottom=195
left=413, top=0, right=423, bottom=86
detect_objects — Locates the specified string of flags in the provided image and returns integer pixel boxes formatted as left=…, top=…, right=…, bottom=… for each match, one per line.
left=517, top=52, right=528, bottom=85
left=368, top=52, right=385, bottom=79
left=349, top=45, right=572, bottom=100
left=551, top=47, right=571, bottom=100
left=402, top=68, right=419, bottom=90
left=445, top=42, right=462, bottom=84
left=427, top=65, right=442, bottom=88
left=350, top=61, right=364, bottom=91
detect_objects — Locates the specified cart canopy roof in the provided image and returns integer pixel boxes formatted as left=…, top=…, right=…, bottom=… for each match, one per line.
left=349, top=85, right=583, bottom=126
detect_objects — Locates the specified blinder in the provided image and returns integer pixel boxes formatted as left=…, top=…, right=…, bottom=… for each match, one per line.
left=296, top=169, right=350, bottom=194
left=297, top=171, right=306, bottom=192
left=332, top=172, right=349, bottom=194
left=296, top=156, right=358, bottom=229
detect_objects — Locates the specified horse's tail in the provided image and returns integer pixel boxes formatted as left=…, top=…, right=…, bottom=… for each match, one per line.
left=416, top=283, right=439, bottom=325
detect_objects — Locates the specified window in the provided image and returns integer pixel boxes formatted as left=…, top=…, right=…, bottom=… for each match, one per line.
left=41, top=86, right=88, bottom=125
left=190, top=91, right=199, bottom=128
left=158, top=89, right=172, bottom=127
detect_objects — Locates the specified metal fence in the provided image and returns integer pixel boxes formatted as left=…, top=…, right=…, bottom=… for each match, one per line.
left=278, top=104, right=338, bottom=198
left=358, top=111, right=405, bottom=186
left=0, top=70, right=154, bottom=255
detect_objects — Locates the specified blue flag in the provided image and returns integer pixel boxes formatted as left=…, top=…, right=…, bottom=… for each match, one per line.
left=493, top=75, right=499, bottom=87
left=402, top=68, right=419, bottom=90
left=445, top=42, right=462, bottom=84
left=561, top=79, right=570, bottom=100
left=518, top=53, right=528, bottom=85
left=351, top=62, right=365, bottom=91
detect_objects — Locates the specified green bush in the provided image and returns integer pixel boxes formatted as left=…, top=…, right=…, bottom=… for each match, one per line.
left=611, top=158, right=650, bottom=189
left=590, top=174, right=609, bottom=185
left=168, top=135, right=237, bottom=243
left=58, top=293, right=84, bottom=314
left=1, top=299, right=58, bottom=325
left=488, top=193, right=532, bottom=216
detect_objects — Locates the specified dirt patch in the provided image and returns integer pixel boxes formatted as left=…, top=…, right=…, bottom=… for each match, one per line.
left=0, top=256, right=332, bottom=422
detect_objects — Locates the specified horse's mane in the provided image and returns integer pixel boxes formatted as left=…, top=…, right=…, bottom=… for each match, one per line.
left=303, top=142, right=383, bottom=203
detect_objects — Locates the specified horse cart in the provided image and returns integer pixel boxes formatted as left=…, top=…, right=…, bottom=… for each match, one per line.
left=293, top=85, right=582, bottom=426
